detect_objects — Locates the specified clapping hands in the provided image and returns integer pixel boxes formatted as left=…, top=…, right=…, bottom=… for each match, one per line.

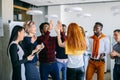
left=32, top=43, right=45, bottom=55
left=110, top=50, right=118, bottom=59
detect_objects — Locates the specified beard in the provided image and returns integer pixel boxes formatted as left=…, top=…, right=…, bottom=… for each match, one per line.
left=94, top=32, right=100, bottom=37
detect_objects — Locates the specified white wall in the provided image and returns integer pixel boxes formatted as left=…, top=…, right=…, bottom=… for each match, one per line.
left=33, top=7, right=48, bottom=36
left=46, top=1, right=120, bottom=72
left=60, top=2, right=120, bottom=36
left=48, top=6, right=62, bottom=36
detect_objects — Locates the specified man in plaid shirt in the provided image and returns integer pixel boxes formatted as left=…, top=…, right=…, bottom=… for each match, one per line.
left=37, top=20, right=65, bottom=80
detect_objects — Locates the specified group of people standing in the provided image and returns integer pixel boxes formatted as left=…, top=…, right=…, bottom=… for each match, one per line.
left=7, top=20, right=120, bottom=80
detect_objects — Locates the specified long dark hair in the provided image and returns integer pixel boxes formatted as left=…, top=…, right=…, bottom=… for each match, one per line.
left=7, top=25, right=24, bottom=55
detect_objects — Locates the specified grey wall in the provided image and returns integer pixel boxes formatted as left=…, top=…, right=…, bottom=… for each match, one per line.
left=1, top=24, right=12, bottom=80
left=0, top=0, right=13, bottom=80
left=0, top=0, right=2, bottom=17
left=0, top=0, right=2, bottom=78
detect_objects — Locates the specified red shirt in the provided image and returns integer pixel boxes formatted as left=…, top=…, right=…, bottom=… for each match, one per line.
left=37, top=31, right=65, bottom=63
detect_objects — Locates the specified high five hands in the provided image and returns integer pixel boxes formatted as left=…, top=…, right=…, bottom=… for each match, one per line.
left=55, top=20, right=63, bottom=36
left=48, top=20, right=53, bottom=32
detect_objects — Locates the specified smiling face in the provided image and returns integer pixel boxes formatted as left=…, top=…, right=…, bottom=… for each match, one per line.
left=18, top=29, right=25, bottom=41
left=29, top=24, right=36, bottom=34
left=42, top=24, right=49, bottom=34
left=24, top=21, right=36, bottom=35
left=114, top=31, right=120, bottom=42
left=93, top=24, right=102, bottom=36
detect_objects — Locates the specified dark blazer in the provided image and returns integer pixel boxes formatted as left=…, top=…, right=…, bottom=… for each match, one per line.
left=9, top=43, right=27, bottom=80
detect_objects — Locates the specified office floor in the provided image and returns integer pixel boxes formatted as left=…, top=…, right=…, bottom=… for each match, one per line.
left=93, top=72, right=111, bottom=80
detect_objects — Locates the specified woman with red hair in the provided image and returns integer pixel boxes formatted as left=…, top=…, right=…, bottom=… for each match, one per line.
left=55, top=22, right=86, bottom=80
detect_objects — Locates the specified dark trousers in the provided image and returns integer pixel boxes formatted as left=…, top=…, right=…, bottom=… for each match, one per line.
left=67, top=66, right=84, bottom=80
left=40, top=61, right=60, bottom=80
left=113, top=64, right=120, bottom=80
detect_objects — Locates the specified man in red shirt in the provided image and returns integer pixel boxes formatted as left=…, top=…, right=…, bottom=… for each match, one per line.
left=37, top=20, right=65, bottom=80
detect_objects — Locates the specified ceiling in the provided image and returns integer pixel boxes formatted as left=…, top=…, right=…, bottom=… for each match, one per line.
left=20, top=0, right=119, bottom=6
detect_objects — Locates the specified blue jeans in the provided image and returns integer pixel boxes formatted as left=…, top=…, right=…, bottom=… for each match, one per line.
left=67, top=66, right=85, bottom=80
left=25, top=63, right=40, bottom=80
left=40, top=61, right=60, bottom=80
left=57, top=61, right=67, bottom=80
left=113, top=64, right=120, bottom=80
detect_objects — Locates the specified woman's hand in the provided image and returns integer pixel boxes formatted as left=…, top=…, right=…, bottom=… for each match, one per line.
left=32, top=43, right=45, bottom=55
left=27, top=55, right=34, bottom=61
left=55, top=21, right=63, bottom=36
left=55, top=27, right=60, bottom=36
left=55, top=21, right=65, bottom=48
left=36, top=44, right=41, bottom=50
left=57, top=21, right=63, bottom=32
left=40, top=43, right=45, bottom=50
left=36, top=43, right=44, bottom=51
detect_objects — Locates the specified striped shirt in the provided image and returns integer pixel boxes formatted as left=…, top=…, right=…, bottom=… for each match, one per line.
left=113, top=42, right=120, bottom=64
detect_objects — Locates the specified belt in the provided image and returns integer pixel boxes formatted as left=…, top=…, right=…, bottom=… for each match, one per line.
left=56, top=58, right=68, bottom=63
left=90, top=58, right=105, bottom=62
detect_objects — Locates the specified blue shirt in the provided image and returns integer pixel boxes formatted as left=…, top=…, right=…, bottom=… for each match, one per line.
left=23, top=37, right=38, bottom=63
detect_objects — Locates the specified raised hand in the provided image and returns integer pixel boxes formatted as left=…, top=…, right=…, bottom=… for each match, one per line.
left=48, top=20, right=53, bottom=31
left=57, top=20, right=63, bottom=32
left=55, top=24, right=60, bottom=36
left=27, top=54, right=34, bottom=61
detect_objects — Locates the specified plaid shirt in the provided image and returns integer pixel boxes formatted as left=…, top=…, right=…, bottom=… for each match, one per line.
left=37, top=31, right=65, bottom=63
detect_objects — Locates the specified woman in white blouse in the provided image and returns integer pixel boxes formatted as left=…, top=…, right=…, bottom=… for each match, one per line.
left=55, top=21, right=87, bottom=80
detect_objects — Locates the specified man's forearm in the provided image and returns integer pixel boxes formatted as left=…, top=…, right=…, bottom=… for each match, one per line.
left=116, top=52, right=120, bottom=58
